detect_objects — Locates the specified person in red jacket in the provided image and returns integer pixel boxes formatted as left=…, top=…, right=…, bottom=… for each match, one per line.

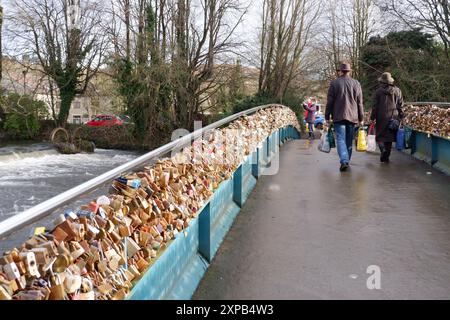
left=303, top=98, right=318, bottom=139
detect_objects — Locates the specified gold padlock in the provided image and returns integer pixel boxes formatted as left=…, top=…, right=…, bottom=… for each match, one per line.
left=49, top=274, right=67, bottom=300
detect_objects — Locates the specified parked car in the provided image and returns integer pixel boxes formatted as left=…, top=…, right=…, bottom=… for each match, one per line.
left=85, top=115, right=124, bottom=127
left=117, top=115, right=132, bottom=124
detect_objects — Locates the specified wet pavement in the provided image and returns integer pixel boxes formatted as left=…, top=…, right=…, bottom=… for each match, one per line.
left=194, top=139, right=450, bottom=299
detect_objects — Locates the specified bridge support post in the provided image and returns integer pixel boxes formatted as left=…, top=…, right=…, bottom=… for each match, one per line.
left=252, top=149, right=260, bottom=179
left=198, top=203, right=212, bottom=262
left=233, top=165, right=243, bottom=207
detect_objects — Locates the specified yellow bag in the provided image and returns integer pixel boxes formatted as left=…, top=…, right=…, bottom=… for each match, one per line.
left=356, top=127, right=367, bottom=152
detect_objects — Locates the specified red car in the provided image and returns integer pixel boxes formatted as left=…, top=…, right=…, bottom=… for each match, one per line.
left=85, top=115, right=124, bottom=127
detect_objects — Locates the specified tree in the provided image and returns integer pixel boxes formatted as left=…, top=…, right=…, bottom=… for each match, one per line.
left=317, top=0, right=377, bottom=80
left=3, top=93, right=49, bottom=139
left=0, top=5, right=3, bottom=86
left=360, top=29, right=450, bottom=103
left=258, top=0, right=320, bottom=100
left=380, top=0, right=450, bottom=59
left=106, top=0, right=247, bottom=147
left=6, top=0, right=108, bottom=126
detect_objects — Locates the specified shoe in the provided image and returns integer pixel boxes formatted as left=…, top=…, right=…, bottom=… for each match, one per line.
left=340, top=163, right=349, bottom=172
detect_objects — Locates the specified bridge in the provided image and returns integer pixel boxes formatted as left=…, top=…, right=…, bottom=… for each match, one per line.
left=194, top=138, right=450, bottom=299
left=0, top=105, right=449, bottom=300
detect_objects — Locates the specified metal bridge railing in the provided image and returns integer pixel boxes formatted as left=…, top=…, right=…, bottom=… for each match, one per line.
left=0, top=104, right=283, bottom=239
left=405, top=102, right=450, bottom=107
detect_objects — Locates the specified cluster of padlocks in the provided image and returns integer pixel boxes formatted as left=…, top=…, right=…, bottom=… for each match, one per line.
left=0, top=106, right=300, bottom=300
left=402, top=105, right=450, bottom=138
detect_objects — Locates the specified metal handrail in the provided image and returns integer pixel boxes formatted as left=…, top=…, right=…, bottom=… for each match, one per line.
left=0, top=104, right=282, bottom=239
left=405, top=102, right=450, bottom=107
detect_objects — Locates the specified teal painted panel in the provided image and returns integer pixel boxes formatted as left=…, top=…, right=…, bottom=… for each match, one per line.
left=127, top=215, right=201, bottom=300
left=432, top=135, right=450, bottom=175
left=125, top=125, right=295, bottom=300
left=412, top=131, right=433, bottom=164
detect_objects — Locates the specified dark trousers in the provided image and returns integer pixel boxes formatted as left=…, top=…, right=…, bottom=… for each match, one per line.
left=379, top=142, right=392, bottom=161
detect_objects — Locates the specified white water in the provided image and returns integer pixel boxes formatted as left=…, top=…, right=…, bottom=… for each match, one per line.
left=0, top=148, right=139, bottom=220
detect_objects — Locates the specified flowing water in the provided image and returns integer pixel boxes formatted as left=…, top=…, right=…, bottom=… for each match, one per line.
left=0, top=143, right=139, bottom=221
left=0, top=143, right=140, bottom=251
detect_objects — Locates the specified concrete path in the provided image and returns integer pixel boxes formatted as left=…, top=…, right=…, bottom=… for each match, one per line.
left=193, top=139, right=450, bottom=299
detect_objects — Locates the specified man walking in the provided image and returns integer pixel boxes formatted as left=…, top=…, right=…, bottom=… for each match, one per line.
left=325, top=62, right=364, bottom=172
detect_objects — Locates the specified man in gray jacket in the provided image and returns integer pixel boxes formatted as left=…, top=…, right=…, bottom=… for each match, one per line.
left=325, top=62, right=365, bottom=172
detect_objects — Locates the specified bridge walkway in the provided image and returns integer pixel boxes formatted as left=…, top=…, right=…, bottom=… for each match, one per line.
left=193, top=139, right=450, bottom=299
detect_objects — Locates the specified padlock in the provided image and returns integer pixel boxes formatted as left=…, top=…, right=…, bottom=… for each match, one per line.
left=78, top=290, right=95, bottom=300
left=24, top=237, right=40, bottom=249
left=16, top=275, right=27, bottom=290
left=104, top=249, right=118, bottom=261
left=126, top=238, right=141, bottom=258
left=0, top=254, right=13, bottom=265
left=88, top=201, right=100, bottom=214
left=0, top=285, right=13, bottom=300
left=9, top=278, right=19, bottom=293
left=108, top=255, right=122, bottom=271
left=56, top=220, right=77, bottom=241
left=142, top=247, right=153, bottom=259
left=109, top=230, right=122, bottom=243
left=151, top=241, right=161, bottom=251
left=136, top=258, right=149, bottom=272
left=19, top=252, right=40, bottom=277
left=53, top=254, right=70, bottom=273
left=111, top=288, right=127, bottom=300
left=31, top=247, right=50, bottom=265
left=72, top=223, right=85, bottom=240
left=40, top=241, right=58, bottom=257
left=119, top=224, right=132, bottom=238
left=98, top=207, right=108, bottom=219
left=16, top=261, right=27, bottom=275
left=139, top=232, right=152, bottom=247
left=98, top=282, right=114, bottom=295
left=71, top=248, right=85, bottom=261
left=53, top=214, right=66, bottom=226
left=52, top=226, right=69, bottom=243
left=64, top=209, right=78, bottom=221
left=86, top=224, right=100, bottom=240
left=4, top=262, right=20, bottom=281
left=49, top=274, right=66, bottom=300
left=64, top=274, right=82, bottom=294
left=128, top=264, right=140, bottom=278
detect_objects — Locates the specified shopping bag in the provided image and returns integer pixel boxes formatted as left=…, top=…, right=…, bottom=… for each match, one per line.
left=366, top=123, right=377, bottom=153
left=356, top=127, right=367, bottom=152
left=328, top=124, right=336, bottom=148
left=396, top=127, right=405, bottom=151
left=404, top=125, right=413, bottom=149
left=318, top=129, right=331, bottom=153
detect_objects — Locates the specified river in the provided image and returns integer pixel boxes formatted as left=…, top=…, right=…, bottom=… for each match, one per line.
left=0, top=143, right=140, bottom=251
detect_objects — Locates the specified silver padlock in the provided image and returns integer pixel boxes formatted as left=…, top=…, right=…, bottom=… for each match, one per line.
left=3, top=262, right=20, bottom=280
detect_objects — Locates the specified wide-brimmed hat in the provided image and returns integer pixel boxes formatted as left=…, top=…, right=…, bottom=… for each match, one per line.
left=337, top=63, right=352, bottom=72
left=378, top=72, right=395, bottom=84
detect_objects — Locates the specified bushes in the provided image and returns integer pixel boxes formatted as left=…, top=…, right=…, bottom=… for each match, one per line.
left=75, top=124, right=140, bottom=150
left=1, top=93, right=49, bottom=140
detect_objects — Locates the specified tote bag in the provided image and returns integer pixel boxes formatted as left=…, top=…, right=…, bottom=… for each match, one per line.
left=367, top=123, right=377, bottom=153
